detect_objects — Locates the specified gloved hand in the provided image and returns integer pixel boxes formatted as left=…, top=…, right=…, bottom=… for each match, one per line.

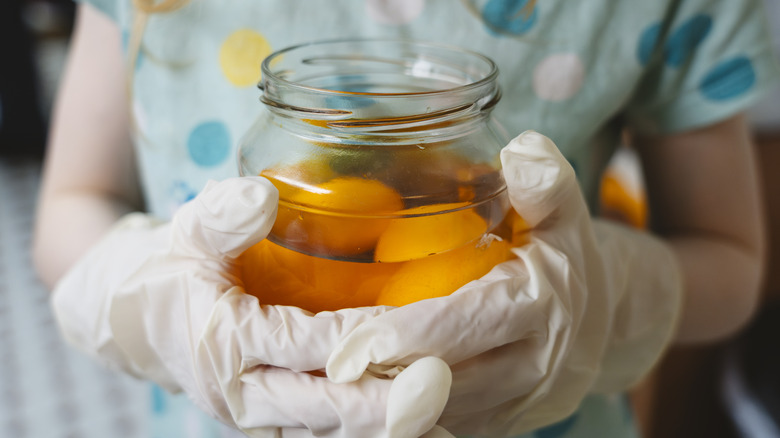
left=50, top=177, right=452, bottom=438
left=326, top=131, right=684, bottom=436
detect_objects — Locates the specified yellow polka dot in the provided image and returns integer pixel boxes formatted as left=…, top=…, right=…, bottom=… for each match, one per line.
left=219, top=29, right=271, bottom=87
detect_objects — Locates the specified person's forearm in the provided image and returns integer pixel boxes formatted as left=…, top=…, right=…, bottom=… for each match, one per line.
left=635, top=115, right=765, bottom=345
left=33, top=4, right=140, bottom=289
left=33, top=192, right=137, bottom=289
left=667, top=234, right=763, bottom=343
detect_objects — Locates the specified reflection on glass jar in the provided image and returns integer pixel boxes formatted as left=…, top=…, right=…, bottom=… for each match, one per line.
left=237, top=39, right=529, bottom=312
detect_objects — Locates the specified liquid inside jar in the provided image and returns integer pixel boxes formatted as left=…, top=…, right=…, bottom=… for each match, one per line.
left=237, top=147, right=530, bottom=313
left=236, top=40, right=520, bottom=312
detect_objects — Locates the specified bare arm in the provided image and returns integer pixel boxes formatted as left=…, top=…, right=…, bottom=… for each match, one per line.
left=634, top=114, right=765, bottom=344
left=33, top=3, right=141, bottom=288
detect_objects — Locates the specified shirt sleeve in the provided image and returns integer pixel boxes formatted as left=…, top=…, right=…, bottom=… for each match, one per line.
left=625, top=0, right=780, bottom=135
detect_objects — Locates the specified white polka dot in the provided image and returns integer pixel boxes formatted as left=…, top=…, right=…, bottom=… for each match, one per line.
left=365, top=0, right=425, bottom=25
left=132, top=100, right=149, bottom=134
left=532, top=53, right=585, bottom=102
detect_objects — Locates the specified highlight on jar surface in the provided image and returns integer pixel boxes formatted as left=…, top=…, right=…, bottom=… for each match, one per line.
left=236, top=39, right=531, bottom=312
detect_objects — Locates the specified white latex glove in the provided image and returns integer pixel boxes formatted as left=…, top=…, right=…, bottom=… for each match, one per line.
left=51, top=177, right=451, bottom=438
left=326, top=131, right=684, bottom=436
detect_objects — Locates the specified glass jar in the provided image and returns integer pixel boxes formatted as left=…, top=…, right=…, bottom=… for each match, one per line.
left=237, top=39, right=527, bottom=312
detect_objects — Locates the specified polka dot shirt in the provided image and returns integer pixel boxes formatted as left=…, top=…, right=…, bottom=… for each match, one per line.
left=78, top=0, right=780, bottom=437
left=89, top=0, right=779, bottom=220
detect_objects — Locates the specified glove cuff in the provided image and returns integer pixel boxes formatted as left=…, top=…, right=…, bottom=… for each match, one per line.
left=51, top=212, right=170, bottom=382
left=590, top=219, right=684, bottom=393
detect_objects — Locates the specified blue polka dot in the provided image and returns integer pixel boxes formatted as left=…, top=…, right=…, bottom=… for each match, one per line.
left=535, top=413, right=579, bottom=438
left=699, top=56, right=756, bottom=101
left=637, top=22, right=662, bottom=66
left=151, top=385, right=167, bottom=414
left=325, top=82, right=375, bottom=109
left=665, top=14, right=712, bottom=67
left=187, top=121, right=231, bottom=167
left=171, top=180, right=198, bottom=205
left=482, top=0, right=538, bottom=36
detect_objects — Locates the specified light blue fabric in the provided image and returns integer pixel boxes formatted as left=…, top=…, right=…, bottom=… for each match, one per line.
left=149, top=385, right=234, bottom=438
left=79, top=0, right=780, bottom=218
left=466, top=393, right=640, bottom=438
left=74, top=0, right=780, bottom=436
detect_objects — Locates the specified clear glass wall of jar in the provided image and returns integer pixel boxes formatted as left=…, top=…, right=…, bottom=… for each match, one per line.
left=237, top=39, right=527, bottom=312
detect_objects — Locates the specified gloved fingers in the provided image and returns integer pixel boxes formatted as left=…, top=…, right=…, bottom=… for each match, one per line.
left=171, top=176, right=279, bottom=260
left=500, top=131, right=591, bottom=233
left=501, top=131, right=602, bottom=279
left=386, top=357, right=451, bottom=438
left=327, top=245, right=573, bottom=383
left=235, top=367, right=388, bottom=437
left=437, top=311, right=595, bottom=436
left=233, top=361, right=449, bottom=438
left=443, top=337, right=557, bottom=419
left=203, top=288, right=391, bottom=372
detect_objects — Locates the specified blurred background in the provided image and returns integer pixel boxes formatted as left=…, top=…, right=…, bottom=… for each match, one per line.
left=0, top=1, right=149, bottom=437
left=0, top=0, right=778, bottom=437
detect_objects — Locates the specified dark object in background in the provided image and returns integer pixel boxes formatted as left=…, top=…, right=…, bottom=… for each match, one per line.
left=0, top=0, right=47, bottom=158
left=722, top=301, right=780, bottom=437
left=0, top=0, right=74, bottom=159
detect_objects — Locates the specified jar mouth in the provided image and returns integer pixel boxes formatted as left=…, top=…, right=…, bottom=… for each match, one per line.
left=259, top=38, right=500, bottom=122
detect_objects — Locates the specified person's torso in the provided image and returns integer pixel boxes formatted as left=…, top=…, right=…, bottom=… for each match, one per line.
left=117, top=4, right=662, bottom=433
left=90, top=1, right=780, bottom=436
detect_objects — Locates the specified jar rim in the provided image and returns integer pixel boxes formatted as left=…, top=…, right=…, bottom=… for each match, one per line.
left=260, top=38, right=499, bottom=98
